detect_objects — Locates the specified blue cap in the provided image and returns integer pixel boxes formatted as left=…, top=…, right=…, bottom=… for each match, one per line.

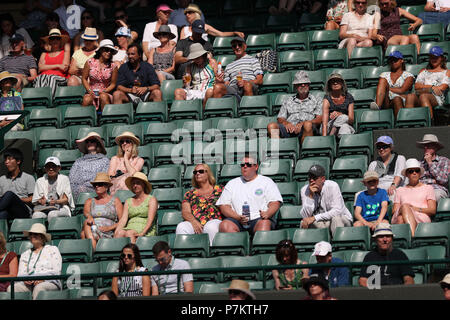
left=9, top=33, right=24, bottom=42
left=192, top=20, right=205, bottom=34
left=388, top=50, right=403, bottom=59
left=376, top=136, right=394, bottom=145
left=429, top=46, right=444, bottom=57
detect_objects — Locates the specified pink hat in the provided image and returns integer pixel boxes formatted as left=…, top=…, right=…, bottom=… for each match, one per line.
left=156, top=4, right=173, bottom=12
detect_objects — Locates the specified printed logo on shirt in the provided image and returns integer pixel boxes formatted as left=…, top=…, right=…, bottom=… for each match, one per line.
left=255, top=189, right=263, bottom=196
left=365, top=203, right=380, bottom=217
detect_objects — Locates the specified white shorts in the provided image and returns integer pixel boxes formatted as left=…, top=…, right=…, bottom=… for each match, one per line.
left=185, top=89, right=207, bottom=100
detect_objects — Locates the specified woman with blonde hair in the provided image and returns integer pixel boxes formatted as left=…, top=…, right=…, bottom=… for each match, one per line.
left=175, top=163, right=223, bottom=245
left=0, top=231, right=18, bottom=292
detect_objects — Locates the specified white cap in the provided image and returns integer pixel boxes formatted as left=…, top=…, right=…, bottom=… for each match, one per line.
left=313, top=241, right=332, bottom=256
left=45, top=156, right=61, bottom=167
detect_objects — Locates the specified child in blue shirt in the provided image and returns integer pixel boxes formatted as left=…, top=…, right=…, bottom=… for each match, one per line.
left=354, top=171, right=389, bottom=231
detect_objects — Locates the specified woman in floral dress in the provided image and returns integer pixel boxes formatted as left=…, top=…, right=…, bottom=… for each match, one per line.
left=176, top=163, right=223, bottom=245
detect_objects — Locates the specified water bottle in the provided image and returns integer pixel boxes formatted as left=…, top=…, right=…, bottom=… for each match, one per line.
left=91, top=224, right=100, bottom=240
left=242, top=201, right=250, bottom=229
left=217, top=62, right=222, bottom=75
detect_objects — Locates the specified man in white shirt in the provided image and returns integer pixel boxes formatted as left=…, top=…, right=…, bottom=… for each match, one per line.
left=300, top=165, right=353, bottom=237
left=216, top=154, right=283, bottom=234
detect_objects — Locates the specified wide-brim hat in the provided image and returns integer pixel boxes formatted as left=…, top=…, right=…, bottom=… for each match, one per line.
left=41, top=28, right=70, bottom=45
left=153, top=25, right=176, bottom=40
left=125, top=172, right=152, bottom=194
left=76, top=132, right=106, bottom=154
left=81, top=27, right=99, bottom=41
left=114, top=131, right=140, bottom=146
left=401, top=158, right=424, bottom=177
left=90, top=172, right=113, bottom=187
left=96, top=39, right=118, bottom=55
left=440, top=273, right=450, bottom=288
left=186, top=43, right=208, bottom=60
left=0, top=71, right=18, bottom=86
left=302, top=274, right=329, bottom=292
left=222, top=280, right=256, bottom=300
left=23, top=223, right=51, bottom=242
left=415, top=134, right=444, bottom=151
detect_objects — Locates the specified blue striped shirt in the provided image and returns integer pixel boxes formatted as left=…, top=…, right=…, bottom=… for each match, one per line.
left=224, top=54, right=263, bottom=86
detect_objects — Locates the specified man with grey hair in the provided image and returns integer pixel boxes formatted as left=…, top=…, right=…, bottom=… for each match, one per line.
left=267, top=71, right=322, bottom=143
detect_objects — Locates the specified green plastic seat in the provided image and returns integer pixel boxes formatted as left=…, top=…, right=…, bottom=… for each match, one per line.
left=113, top=190, right=134, bottom=204
left=349, top=46, right=383, bottom=67
left=400, top=247, right=428, bottom=284
left=74, top=192, right=95, bottom=216
left=245, top=115, right=277, bottom=136
left=276, top=182, right=299, bottom=205
left=213, top=37, right=234, bottom=55
left=135, top=235, right=169, bottom=258
left=385, top=44, right=417, bottom=65
left=300, top=135, right=336, bottom=160
left=436, top=198, right=450, bottom=222
left=0, top=292, right=32, bottom=300
left=58, top=239, right=93, bottom=263
left=47, top=216, right=82, bottom=239
left=402, top=5, right=425, bottom=19
left=238, top=95, right=271, bottom=117
left=187, top=257, right=222, bottom=282
left=148, top=166, right=182, bottom=189
left=216, top=54, right=236, bottom=69
left=223, top=138, right=258, bottom=164
left=172, top=233, right=209, bottom=258
left=304, top=70, right=326, bottom=91
left=333, top=226, right=371, bottom=251
left=37, top=127, right=71, bottom=150
left=331, top=155, right=367, bottom=179
left=293, top=157, right=330, bottom=182
left=54, top=85, right=85, bottom=106
left=258, top=159, right=292, bottom=183
left=277, top=32, right=308, bottom=51
left=357, top=109, right=394, bottom=132
left=94, top=237, right=131, bottom=261
left=395, top=107, right=431, bottom=128
left=314, top=48, right=348, bottom=69
left=99, top=103, right=133, bottom=125
left=27, top=108, right=60, bottom=129
left=108, top=124, right=143, bottom=147
left=204, top=97, right=238, bottom=119
left=260, top=72, right=292, bottom=94
left=251, top=230, right=289, bottom=255
left=35, top=289, right=70, bottom=300
left=161, top=79, right=183, bottom=104
left=360, top=65, right=390, bottom=88
left=198, top=282, right=228, bottom=294
left=328, top=68, right=363, bottom=89
left=298, top=13, right=326, bottom=31
left=144, top=122, right=177, bottom=144
left=338, top=132, right=373, bottom=158
left=62, top=105, right=96, bottom=128
left=218, top=163, right=242, bottom=184
left=416, top=23, right=444, bottom=42
left=340, top=178, right=365, bottom=202
left=245, top=33, right=276, bottom=54
left=270, top=93, right=293, bottom=116
left=63, top=262, right=101, bottom=288
left=232, top=14, right=268, bottom=35
left=192, top=140, right=224, bottom=164
left=153, top=143, right=182, bottom=167
left=135, top=101, right=168, bottom=123
left=158, top=210, right=183, bottom=235
left=8, top=218, right=46, bottom=241
left=5, top=129, right=36, bottom=152
left=266, top=137, right=299, bottom=163
left=391, top=224, right=412, bottom=249
left=22, top=87, right=52, bottom=107
left=99, top=260, right=119, bottom=287
left=222, top=0, right=250, bottom=15
left=279, top=50, right=314, bottom=71
left=210, top=232, right=250, bottom=256
left=348, top=88, right=376, bottom=109
left=418, top=42, right=449, bottom=63
left=221, top=255, right=263, bottom=281
left=292, top=228, right=330, bottom=252
left=447, top=23, right=450, bottom=41
left=151, top=187, right=183, bottom=210
left=277, top=205, right=302, bottom=229
left=308, top=29, right=339, bottom=50
left=412, top=222, right=449, bottom=249
left=349, top=250, right=369, bottom=286
left=169, top=99, right=203, bottom=121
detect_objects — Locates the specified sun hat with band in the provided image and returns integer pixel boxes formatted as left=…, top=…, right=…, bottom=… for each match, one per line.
left=96, top=39, right=118, bottom=55
left=115, top=131, right=140, bottom=147
left=401, top=158, right=424, bottom=177
left=416, top=134, right=444, bottom=151
left=76, top=132, right=106, bottom=155
left=81, top=27, right=99, bottom=41
left=90, top=172, right=113, bottom=187
left=440, top=273, right=450, bottom=289
left=0, top=71, right=18, bottom=86
left=372, top=222, right=394, bottom=238
left=125, top=172, right=152, bottom=194
left=23, top=223, right=51, bottom=242
left=41, top=28, right=70, bottom=45
left=223, top=279, right=256, bottom=300
left=153, top=25, right=176, bottom=40
left=186, top=43, right=209, bottom=60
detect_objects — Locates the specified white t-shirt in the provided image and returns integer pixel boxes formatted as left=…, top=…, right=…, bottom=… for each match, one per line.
left=216, top=175, right=283, bottom=221
left=340, top=11, right=374, bottom=38
left=142, top=22, right=178, bottom=50
left=428, top=0, right=450, bottom=9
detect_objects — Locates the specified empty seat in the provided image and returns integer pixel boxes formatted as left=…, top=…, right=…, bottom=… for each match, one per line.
left=331, top=155, right=367, bottom=179
left=161, top=79, right=183, bottom=103
left=220, top=255, right=263, bottom=281
left=349, top=250, right=369, bottom=286
left=436, top=198, right=450, bottom=222
left=314, top=48, right=348, bottom=69
left=245, top=33, right=276, bottom=54
left=293, top=157, right=331, bottom=181
left=22, top=87, right=52, bottom=107
left=400, top=247, right=428, bottom=284
left=148, top=166, right=182, bottom=189
left=58, top=239, right=93, bottom=263
left=300, top=136, right=336, bottom=160
left=333, top=226, right=371, bottom=251
left=279, top=50, right=314, bottom=71
left=94, top=237, right=131, bottom=261
left=298, top=12, right=326, bottom=31
left=360, top=65, right=390, bottom=88
left=204, top=97, right=238, bottom=118
left=158, top=210, right=183, bottom=235
left=62, top=105, right=96, bottom=127
left=8, top=218, right=45, bottom=241
left=219, top=164, right=242, bottom=184
left=27, top=108, right=60, bottom=129
left=292, top=228, right=330, bottom=252
left=341, top=178, right=366, bottom=202
left=416, top=23, right=444, bottom=42
left=172, top=233, right=209, bottom=258
left=47, top=216, right=82, bottom=239
left=276, top=182, right=300, bottom=205
left=151, top=188, right=183, bottom=210
left=348, top=88, right=376, bottom=109
left=391, top=224, right=412, bottom=249
left=395, top=107, right=431, bottom=128
left=259, top=72, right=292, bottom=94
left=258, top=159, right=292, bottom=182
left=135, top=101, right=168, bottom=122
left=265, top=137, right=299, bottom=163
left=169, top=99, right=203, bottom=121
left=135, top=235, right=169, bottom=258
left=213, top=37, right=234, bottom=55
left=63, top=262, right=101, bottom=288
left=357, top=109, right=394, bottom=132
left=251, top=229, right=289, bottom=255
left=38, top=127, right=71, bottom=149
left=265, top=14, right=297, bottom=33
left=54, top=86, right=85, bottom=106
left=412, top=222, right=449, bottom=249
left=277, top=32, right=308, bottom=51
left=210, top=232, right=250, bottom=256
left=337, top=132, right=373, bottom=158
left=187, top=257, right=222, bottom=282
left=277, top=205, right=302, bottom=229
left=144, top=122, right=177, bottom=144
left=308, top=29, right=339, bottom=50
left=349, top=46, right=383, bottom=67
left=238, top=95, right=271, bottom=117
left=99, top=103, right=133, bottom=125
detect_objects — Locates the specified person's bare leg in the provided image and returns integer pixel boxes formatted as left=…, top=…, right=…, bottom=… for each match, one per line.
left=345, top=38, right=357, bottom=58
left=174, top=88, right=186, bottom=100
left=391, top=96, right=404, bottom=118
left=203, top=88, right=214, bottom=108
left=408, top=34, right=421, bottom=54
left=301, top=120, right=314, bottom=143
left=253, top=219, right=272, bottom=231
left=418, top=93, right=437, bottom=120
left=218, top=220, right=240, bottom=233
left=400, top=204, right=417, bottom=237
left=267, top=122, right=280, bottom=138
left=150, top=89, right=162, bottom=102
left=113, top=90, right=129, bottom=104
left=212, top=83, right=227, bottom=98
left=404, top=93, right=419, bottom=109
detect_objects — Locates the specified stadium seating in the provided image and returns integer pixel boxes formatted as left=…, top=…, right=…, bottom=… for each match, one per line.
left=172, top=234, right=210, bottom=258
left=94, top=238, right=131, bottom=261
left=277, top=32, right=308, bottom=51
left=210, top=232, right=250, bottom=256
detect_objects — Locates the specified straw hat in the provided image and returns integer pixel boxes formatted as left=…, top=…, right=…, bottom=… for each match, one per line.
left=186, top=43, right=208, bottom=60
left=90, top=172, right=113, bottom=187
left=0, top=71, right=18, bottom=86
left=372, top=222, right=394, bottom=238
left=41, top=28, right=70, bottom=45
left=415, top=134, right=444, bottom=151
left=76, top=132, right=106, bottom=155
left=401, top=158, right=424, bottom=177
left=125, top=172, right=152, bottom=194
left=23, top=223, right=51, bottom=242
left=223, top=279, right=255, bottom=300
left=114, top=131, right=140, bottom=146
left=81, top=27, right=99, bottom=41
left=153, top=25, right=176, bottom=40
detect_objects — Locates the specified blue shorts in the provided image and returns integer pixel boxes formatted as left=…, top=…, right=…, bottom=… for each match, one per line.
left=278, top=122, right=319, bottom=138
left=225, top=217, right=277, bottom=234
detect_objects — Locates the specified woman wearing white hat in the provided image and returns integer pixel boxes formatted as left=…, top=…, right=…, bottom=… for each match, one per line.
left=392, top=158, right=436, bottom=236
left=81, top=39, right=119, bottom=111
left=67, top=27, right=99, bottom=87
left=108, top=131, right=144, bottom=196
left=8, top=223, right=62, bottom=300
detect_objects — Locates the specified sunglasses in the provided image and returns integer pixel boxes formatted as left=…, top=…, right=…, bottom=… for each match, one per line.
left=406, top=168, right=421, bottom=174
left=115, top=15, right=126, bottom=20
left=120, top=253, right=134, bottom=260
left=184, top=11, right=195, bottom=15
left=231, top=44, right=244, bottom=49
left=441, top=284, right=450, bottom=290
left=355, top=1, right=367, bottom=4
left=49, top=37, right=61, bottom=41
left=241, top=163, right=255, bottom=168
left=330, top=79, right=342, bottom=85
left=193, top=169, right=206, bottom=175
left=121, top=139, right=132, bottom=144
left=82, top=16, right=93, bottom=20
left=296, top=83, right=309, bottom=87
left=376, top=144, right=391, bottom=150
left=228, top=290, right=243, bottom=295
left=93, top=182, right=108, bottom=188
left=86, top=139, right=98, bottom=144
left=102, top=48, right=114, bottom=53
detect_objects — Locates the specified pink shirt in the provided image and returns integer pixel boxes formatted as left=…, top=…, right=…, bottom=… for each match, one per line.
left=393, top=184, right=435, bottom=223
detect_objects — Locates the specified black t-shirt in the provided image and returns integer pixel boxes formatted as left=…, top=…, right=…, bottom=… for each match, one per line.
left=175, top=38, right=214, bottom=79
left=360, top=248, right=414, bottom=286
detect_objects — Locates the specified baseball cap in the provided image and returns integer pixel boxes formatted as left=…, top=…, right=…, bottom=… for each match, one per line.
left=429, top=46, right=444, bottom=57
left=388, top=50, right=403, bottom=60
left=45, top=156, right=61, bottom=167
left=231, top=36, right=246, bottom=44
left=363, top=171, right=379, bottom=182
left=372, top=223, right=394, bottom=238
left=156, top=4, right=173, bottom=13
left=308, top=165, right=326, bottom=178
left=313, top=241, right=332, bottom=256
left=192, top=20, right=205, bottom=34
left=376, top=135, right=393, bottom=146
left=9, top=33, right=24, bottom=42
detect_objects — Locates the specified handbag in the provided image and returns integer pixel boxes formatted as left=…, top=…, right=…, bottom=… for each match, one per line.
left=255, top=50, right=278, bottom=73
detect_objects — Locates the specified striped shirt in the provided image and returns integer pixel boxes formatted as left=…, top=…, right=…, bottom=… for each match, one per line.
left=0, top=54, right=37, bottom=77
left=189, top=62, right=215, bottom=91
left=420, top=155, right=450, bottom=194
left=117, top=266, right=147, bottom=297
left=224, top=54, right=263, bottom=86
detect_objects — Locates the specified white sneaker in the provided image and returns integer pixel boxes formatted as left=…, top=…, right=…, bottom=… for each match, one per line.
left=369, top=102, right=380, bottom=110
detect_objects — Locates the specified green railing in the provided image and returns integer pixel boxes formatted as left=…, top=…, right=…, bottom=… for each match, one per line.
left=0, top=110, right=30, bottom=152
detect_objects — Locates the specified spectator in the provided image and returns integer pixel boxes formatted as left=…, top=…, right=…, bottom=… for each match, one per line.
left=325, top=0, right=351, bottom=30
left=0, top=231, right=18, bottom=292
left=83, top=1, right=109, bottom=24
left=174, top=19, right=214, bottom=79
left=309, top=241, right=350, bottom=288
left=298, top=0, right=328, bottom=15
left=225, top=279, right=256, bottom=300
left=151, top=241, right=193, bottom=295
left=269, top=0, right=300, bottom=15
left=36, top=12, right=70, bottom=59
left=9, top=223, right=62, bottom=300
left=300, top=165, right=353, bottom=237
left=0, top=33, right=38, bottom=91
left=440, top=273, right=450, bottom=300
left=169, top=0, right=205, bottom=28
left=368, top=136, right=406, bottom=200
left=54, top=0, right=85, bottom=39
left=392, top=158, right=436, bottom=237
left=0, top=14, right=35, bottom=60
left=113, top=44, right=162, bottom=105
left=216, top=154, right=283, bottom=234
left=179, top=4, right=244, bottom=42
left=72, top=10, right=104, bottom=52
left=69, top=132, right=110, bottom=201
left=81, top=39, right=118, bottom=111
left=68, top=27, right=99, bottom=87
left=176, top=163, right=223, bottom=245
left=359, top=222, right=414, bottom=287
left=302, top=274, right=336, bottom=300
left=147, top=25, right=176, bottom=83
left=405, top=46, right=449, bottom=121
left=142, top=4, right=178, bottom=60
left=33, top=28, right=70, bottom=98
left=353, top=171, right=390, bottom=230
left=81, top=172, right=123, bottom=250
left=339, top=0, right=374, bottom=58
left=97, top=289, right=117, bottom=300
left=416, top=134, right=450, bottom=203
left=369, top=51, right=414, bottom=118
left=174, top=43, right=216, bottom=107
left=0, top=148, right=35, bottom=220
left=111, top=243, right=150, bottom=297
left=19, top=0, right=59, bottom=31
left=321, top=73, right=355, bottom=137
left=419, top=0, right=450, bottom=25
left=115, top=172, right=157, bottom=243
left=107, top=132, right=144, bottom=196
left=112, top=27, right=131, bottom=67
left=108, top=7, right=138, bottom=44
left=267, top=71, right=322, bottom=142
left=272, top=240, right=309, bottom=291
left=31, top=156, right=75, bottom=222
left=0, top=72, right=24, bottom=116
left=212, top=36, right=263, bottom=101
